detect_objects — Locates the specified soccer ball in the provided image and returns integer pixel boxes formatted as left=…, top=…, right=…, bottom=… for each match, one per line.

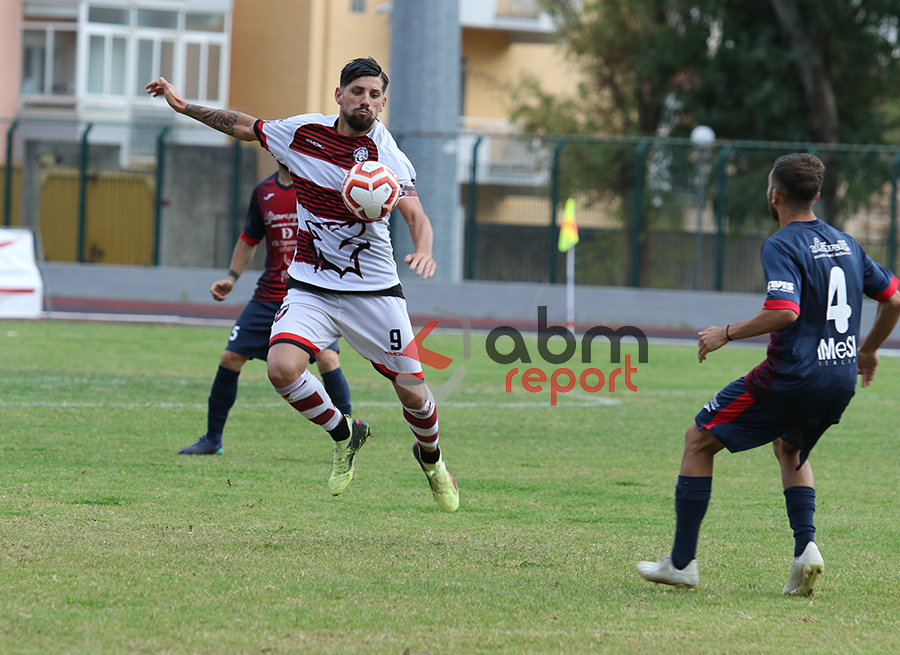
left=341, top=160, right=401, bottom=221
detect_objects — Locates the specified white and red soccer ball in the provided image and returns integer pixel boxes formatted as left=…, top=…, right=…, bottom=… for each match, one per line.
left=341, top=160, right=401, bottom=221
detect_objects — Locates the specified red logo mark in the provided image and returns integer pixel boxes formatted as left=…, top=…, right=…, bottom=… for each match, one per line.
left=403, top=320, right=453, bottom=370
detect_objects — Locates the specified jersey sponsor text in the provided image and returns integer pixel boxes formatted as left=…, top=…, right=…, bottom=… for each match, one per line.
left=767, top=280, right=795, bottom=293
left=809, top=237, right=851, bottom=258
left=817, top=334, right=857, bottom=363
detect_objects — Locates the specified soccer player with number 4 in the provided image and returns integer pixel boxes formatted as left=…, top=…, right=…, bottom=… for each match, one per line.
left=147, top=57, right=459, bottom=512
left=637, top=153, right=900, bottom=595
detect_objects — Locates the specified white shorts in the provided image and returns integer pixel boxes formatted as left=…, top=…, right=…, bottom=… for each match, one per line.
left=269, top=288, right=423, bottom=381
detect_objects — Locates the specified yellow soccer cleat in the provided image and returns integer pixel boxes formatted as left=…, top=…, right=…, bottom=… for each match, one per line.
left=412, top=443, right=459, bottom=513
left=328, top=417, right=371, bottom=496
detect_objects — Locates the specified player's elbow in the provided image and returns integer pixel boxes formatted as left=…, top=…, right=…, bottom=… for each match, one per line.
left=884, top=289, right=900, bottom=309
left=235, top=126, right=258, bottom=142
left=234, top=115, right=259, bottom=142
left=881, top=290, right=900, bottom=320
left=774, top=308, right=799, bottom=329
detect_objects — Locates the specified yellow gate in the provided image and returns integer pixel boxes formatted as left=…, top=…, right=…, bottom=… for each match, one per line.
left=39, top=168, right=156, bottom=265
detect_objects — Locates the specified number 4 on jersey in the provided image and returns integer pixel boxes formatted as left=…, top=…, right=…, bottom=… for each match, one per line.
left=826, top=266, right=851, bottom=334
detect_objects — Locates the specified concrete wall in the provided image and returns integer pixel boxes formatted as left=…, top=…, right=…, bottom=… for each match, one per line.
left=160, top=144, right=257, bottom=268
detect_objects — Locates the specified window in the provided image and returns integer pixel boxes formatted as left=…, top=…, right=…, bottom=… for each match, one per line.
left=24, top=3, right=77, bottom=20
left=21, top=25, right=77, bottom=97
left=52, top=30, right=76, bottom=95
left=185, top=12, right=225, bottom=32
left=207, top=44, right=221, bottom=99
left=496, top=0, right=541, bottom=18
left=184, top=42, right=201, bottom=99
left=22, top=30, right=46, bottom=95
left=88, top=6, right=129, bottom=25
left=351, top=0, right=366, bottom=13
left=135, top=38, right=175, bottom=96
left=87, top=34, right=128, bottom=96
left=137, top=8, right=177, bottom=29
left=22, top=3, right=228, bottom=107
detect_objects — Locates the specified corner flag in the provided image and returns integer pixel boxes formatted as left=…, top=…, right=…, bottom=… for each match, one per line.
left=558, top=198, right=579, bottom=252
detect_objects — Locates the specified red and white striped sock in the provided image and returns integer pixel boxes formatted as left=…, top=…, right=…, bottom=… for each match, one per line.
left=274, top=370, right=343, bottom=432
left=403, top=400, right=439, bottom=450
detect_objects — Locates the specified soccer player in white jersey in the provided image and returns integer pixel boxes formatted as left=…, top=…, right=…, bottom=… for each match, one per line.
left=147, top=57, right=459, bottom=512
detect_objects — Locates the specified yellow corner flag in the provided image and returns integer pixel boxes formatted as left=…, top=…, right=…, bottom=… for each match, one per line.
left=558, top=197, right=579, bottom=252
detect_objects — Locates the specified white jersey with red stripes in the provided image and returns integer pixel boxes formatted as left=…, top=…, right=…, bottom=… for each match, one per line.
left=254, top=114, right=416, bottom=293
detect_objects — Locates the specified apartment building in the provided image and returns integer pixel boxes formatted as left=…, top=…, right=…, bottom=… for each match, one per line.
left=4, top=0, right=574, bottom=153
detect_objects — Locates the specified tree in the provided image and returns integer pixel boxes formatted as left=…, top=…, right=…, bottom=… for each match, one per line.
left=522, top=0, right=900, bottom=144
left=512, top=0, right=900, bottom=253
left=512, top=0, right=711, bottom=137
left=687, top=1, right=900, bottom=226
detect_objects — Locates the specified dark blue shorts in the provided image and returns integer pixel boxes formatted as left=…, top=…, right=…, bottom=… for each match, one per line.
left=225, top=299, right=338, bottom=362
left=696, top=377, right=854, bottom=464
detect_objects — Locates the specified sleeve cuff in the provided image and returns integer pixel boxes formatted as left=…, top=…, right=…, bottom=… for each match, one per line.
left=763, top=298, right=800, bottom=314
left=254, top=119, right=268, bottom=150
left=873, top=275, right=899, bottom=302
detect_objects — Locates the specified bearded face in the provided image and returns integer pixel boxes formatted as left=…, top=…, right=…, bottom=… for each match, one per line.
left=343, top=106, right=376, bottom=132
left=336, top=76, right=386, bottom=136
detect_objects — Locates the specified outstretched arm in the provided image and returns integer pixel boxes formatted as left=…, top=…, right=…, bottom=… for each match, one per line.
left=397, top=196, right=436, bottom=280
left=858, top=290, right=900, bottom=387
left=145, top=77, right=258, bottom=142
left=697, top=308, right=798, bottom=363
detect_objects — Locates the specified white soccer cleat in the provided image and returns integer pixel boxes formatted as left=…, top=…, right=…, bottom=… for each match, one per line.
left=782, top=541, right=824, bottom=596
left=636, top=554, right=700, bottom=588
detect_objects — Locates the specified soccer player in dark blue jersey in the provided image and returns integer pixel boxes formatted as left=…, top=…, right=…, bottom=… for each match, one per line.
left=637, top=153, right=900, bottom=595
left=179, top=163, right=352, bottom=455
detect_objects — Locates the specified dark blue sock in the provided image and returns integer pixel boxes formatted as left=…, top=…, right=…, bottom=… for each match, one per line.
left=322, top=367, right=351, bottom=416
left=671, top=475, right=712, bottom=570
left=207, top=365, right=241, bottom=444
left=784, top=486, right=816, bottom=557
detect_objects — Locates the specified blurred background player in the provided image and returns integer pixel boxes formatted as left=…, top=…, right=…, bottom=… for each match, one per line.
left=179, top=162, right=351, bottom=455
left=149, top=58, right=459, bottom=512
left=636, top=153, right=900, bottom=595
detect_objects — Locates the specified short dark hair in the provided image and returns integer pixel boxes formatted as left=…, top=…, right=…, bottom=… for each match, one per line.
left=340, top=57, right=390, bottom=92
left=771, top=153, right=825, bottom=207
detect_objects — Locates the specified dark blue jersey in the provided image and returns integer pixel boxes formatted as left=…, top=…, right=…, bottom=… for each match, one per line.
left=240, top=173, right=297, bottom=302
left=745, top=219, right=898, bottom=398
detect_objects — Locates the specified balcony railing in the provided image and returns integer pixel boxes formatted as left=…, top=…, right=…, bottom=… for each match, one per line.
left=495, top=0, right=541, bottom=19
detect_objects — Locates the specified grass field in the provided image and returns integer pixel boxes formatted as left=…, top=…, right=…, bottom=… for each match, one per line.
left=1, top=318, right=899, bottom=654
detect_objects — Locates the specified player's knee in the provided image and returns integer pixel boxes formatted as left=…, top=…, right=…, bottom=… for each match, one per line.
left=267, top=357, right=303, bottom=388
left=683, top=424, right=719, bottom=457
left=315, top=349, right=340, bottom=373
left=394, top=379, right=429, bottom=408
left=773, top=438, right=800, bottom=463
left=683, top=424, right=701, bottom=449
left=220, top=350, right=247, bottom=370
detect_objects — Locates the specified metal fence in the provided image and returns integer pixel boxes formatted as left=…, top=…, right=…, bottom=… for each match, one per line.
left=1, top=118, right=257, bottom=270
left=453, top=132, right=900, bottom=292
left=3, top=116, right=898, bottom=293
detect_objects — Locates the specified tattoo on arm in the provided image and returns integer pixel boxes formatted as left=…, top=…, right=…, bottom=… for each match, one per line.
left=184, top=104, right=239, bottom=135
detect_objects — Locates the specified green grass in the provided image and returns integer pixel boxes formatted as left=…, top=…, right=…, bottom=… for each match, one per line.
left=1, top=319, right=899, bottom=654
